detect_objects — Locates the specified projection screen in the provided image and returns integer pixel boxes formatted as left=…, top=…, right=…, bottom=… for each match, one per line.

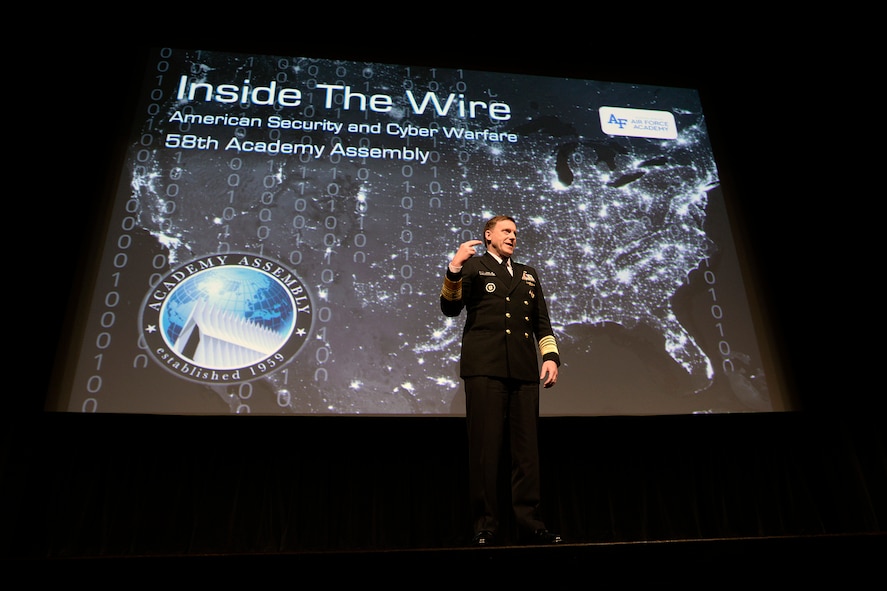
left=46, top=46, right=790, bottom=416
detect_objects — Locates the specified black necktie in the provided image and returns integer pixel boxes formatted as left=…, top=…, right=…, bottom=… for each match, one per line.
left=501, top=257, right=511, bottom=275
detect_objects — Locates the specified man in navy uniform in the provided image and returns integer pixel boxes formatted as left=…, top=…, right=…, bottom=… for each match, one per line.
left=440, top=215, right=563, bottom=546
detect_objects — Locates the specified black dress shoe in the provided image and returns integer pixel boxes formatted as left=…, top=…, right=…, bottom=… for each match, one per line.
left=471, top=530, right=496, bottom=546
left=530, top=529, right=563, bottom=545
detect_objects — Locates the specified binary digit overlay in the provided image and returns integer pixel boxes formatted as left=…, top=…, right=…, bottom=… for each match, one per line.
left=52, top=47, right=785, bottom=416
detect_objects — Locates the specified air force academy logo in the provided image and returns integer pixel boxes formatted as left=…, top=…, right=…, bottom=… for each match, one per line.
left=139, top=253, right=313, bottom=385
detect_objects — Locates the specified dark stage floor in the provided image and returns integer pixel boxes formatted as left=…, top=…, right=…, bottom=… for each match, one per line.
left=5, top=532, right=884, bottom=582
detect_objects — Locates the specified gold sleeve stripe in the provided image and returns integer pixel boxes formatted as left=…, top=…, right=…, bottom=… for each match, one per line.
left=441, top=276, right=462, bottom=301
left=539, top=335, right=559, bottom=356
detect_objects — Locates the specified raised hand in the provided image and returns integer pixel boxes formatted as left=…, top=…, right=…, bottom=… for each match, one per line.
left=450, top=239, right=483, bottom=268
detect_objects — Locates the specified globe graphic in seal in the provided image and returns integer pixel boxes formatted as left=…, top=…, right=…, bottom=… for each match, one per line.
left=160, top=265, right=297, bottom=370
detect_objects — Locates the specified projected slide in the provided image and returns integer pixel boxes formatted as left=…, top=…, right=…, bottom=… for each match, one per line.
left=49, top=47, right=784, bottom=416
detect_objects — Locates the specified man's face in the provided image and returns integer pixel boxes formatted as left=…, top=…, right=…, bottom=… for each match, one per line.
left=485, top=219, right=517, bottom=259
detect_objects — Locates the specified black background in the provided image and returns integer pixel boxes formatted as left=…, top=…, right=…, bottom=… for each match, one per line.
left=6, top=17, right=882, bottom=574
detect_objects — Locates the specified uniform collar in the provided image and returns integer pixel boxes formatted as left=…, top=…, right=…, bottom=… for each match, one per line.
left=488, top=253, right=509, bottom=265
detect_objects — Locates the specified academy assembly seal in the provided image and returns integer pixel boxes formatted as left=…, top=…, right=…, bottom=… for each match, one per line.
left=139, top=253, right=313, bottom=385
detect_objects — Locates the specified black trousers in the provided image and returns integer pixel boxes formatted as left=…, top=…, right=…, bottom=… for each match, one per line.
left=464, top=375, right=546, bottom=536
